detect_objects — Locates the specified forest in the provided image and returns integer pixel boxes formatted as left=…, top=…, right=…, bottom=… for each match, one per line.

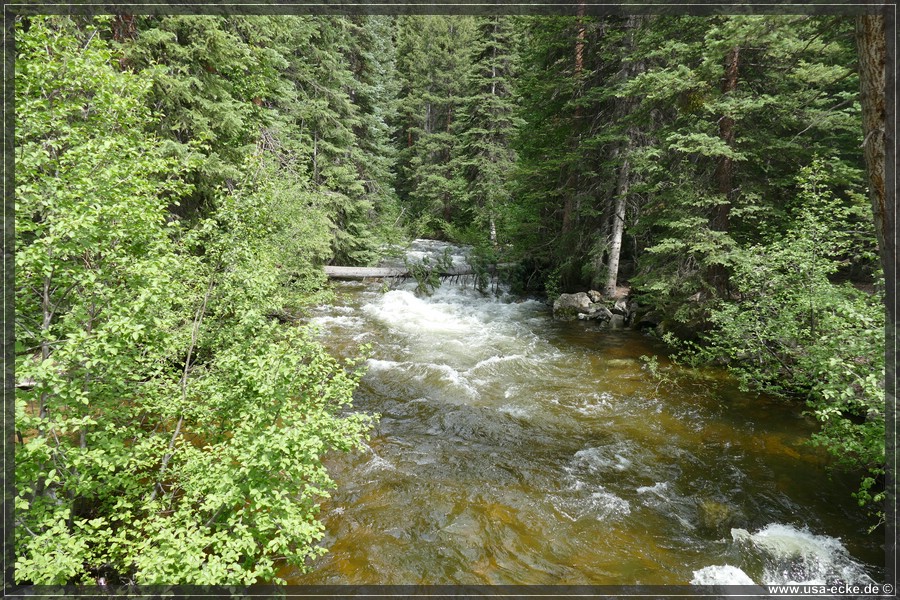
left=13, top=10, right=891, bottom=586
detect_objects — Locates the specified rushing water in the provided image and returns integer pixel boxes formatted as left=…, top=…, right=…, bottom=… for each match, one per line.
left=286, top=240, right=884, bottom=586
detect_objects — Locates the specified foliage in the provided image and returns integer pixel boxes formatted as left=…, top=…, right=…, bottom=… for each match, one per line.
left=626, top=15, right=865, bottom=310
left=455, top=16, right=521, bottom=246
left=681, top=160, right=885, bottom=521
left=123, top=15, right=402, bottom=263
left=15, top=12, right=890, bottom=582
left=15, top=16, right=374, bottom=585
left=639, top=355, right=685, bottom=393
left=404, top=248, right=454, bottom=296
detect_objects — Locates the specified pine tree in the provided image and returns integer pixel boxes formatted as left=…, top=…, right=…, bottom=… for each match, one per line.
left=512, top=15, right=638, bottom=291
left=456, top=16, right=520, bottom=246
left=394, top=15, right=477, bottom=237
left=510, top=16, right=584, bottom=285
left=622, top=15, right=869, bottom=318
left=121, top=15, right=295, bottom=219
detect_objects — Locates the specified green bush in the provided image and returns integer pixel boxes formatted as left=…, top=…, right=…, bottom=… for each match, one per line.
left=685, top=159, right=886, bottom=524
left=15, top=16, right=374, bottom=585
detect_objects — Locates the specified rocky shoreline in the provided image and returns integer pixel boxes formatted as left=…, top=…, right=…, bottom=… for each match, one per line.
left=552, top=290, right=658, bottom=331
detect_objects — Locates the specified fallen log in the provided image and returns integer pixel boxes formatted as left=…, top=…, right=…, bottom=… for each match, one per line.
left=324, top=263, right=515, bottom=280
left=324, top=266, right=409, bottom=279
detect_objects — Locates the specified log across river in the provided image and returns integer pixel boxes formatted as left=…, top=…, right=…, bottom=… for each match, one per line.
left=324, top=263, right=514, bottom=280
left=285, top=240, right=884, bottom=586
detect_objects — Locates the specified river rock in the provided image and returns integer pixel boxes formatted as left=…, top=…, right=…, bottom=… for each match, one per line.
left=553, top=292, right=592, bottom=320
left=611, top=297, right=629, bottom=315
left=590, top=304, right=613, bottom=320
left=578, top=305, right=613, bottom=321
left=609, top=313, right=626, bottom=329
left=587, top=290, right=604, bottom=303
left=632, top=307, right=662, bottom=331
left=698, top=499, right=743, bottom=536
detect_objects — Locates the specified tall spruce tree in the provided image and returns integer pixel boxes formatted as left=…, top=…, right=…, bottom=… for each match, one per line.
left=456, top=16, right=520, bottom=246
left=394, top=15, right=476, bottom=237
left=620, top=15, right=869, bottom=319
left=511, top=16, right=586, bottom=287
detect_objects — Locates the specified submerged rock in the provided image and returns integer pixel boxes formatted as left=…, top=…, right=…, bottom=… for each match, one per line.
left=698, top=498, right=743, bottom=536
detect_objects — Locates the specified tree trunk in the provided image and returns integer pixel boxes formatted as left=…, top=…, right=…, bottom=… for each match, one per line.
left=601, top=15, right=642, bottom=296
left=856, top=11, right=896, bottom=426
left=561, top=181, right=576, bottom=239
left=562, top=2, right=587, bottom=241
left=324, top=264, right=514, bottom=279
left=575, top=2, right=585, bottom=82
left=604, top=142, right=631, bottom=298
left=713, top=45, right=740, bottom=231
left=856, top=14, right=893, bottom=295
left=112, top=14, right=137, bottom=43
left=708, top=44, right=740, bottom=297
left=444, top=195, right=452, bottom=223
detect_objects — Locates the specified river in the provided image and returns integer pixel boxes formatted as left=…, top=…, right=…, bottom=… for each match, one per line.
left=285, top=240, right=885, bottom=586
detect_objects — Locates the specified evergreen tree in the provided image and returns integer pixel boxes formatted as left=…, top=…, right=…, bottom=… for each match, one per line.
left=619, top=15, right=869, bottom=319
left=394, top=15, right=477, bottom=237
left=121, top=15, right=294, bottom=218
left=510, top=16, right=584, bottom=286
left=512, top=15, right=639, bottom=291
left=121, top=15, right=399, bottom=265
left=344, top=15, right=404, bottom=244
left=455, top=16, right=520, bottom=247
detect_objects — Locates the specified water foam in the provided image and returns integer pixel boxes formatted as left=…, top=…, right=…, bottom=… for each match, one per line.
left=309, top=315, right=365, bottom=328
left=498, top=404, right=531, bottom=419
left=567, top=391, right=615, bottom=416
left=692, top=523, right=877, bottom=587
left=553, top=485, right=632, bottom=522
left=731, top=523, right=876, bottom=586
left=636, top=481, right=668, bottom=496
left=691, top=564, right=756, bottom=585
left=365, top=358, right=403, bottom=372
left=422, top=362, right=479, bottom=399
left=467, top=354, right=526, bottom=372
left=573, top=444, right=633, bottom=473
left=363, top=290, right=477, bottom=334
left=365, top=358, right=479, bottom=400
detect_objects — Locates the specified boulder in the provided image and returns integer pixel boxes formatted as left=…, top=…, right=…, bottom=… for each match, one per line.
left=591, top=304, right=613, bottom=321
left=587, top=289, right=604, bottom=303
left=553, top=292, right=592, bottom=320
left=578, top=304, right=613, bottom=321
left=632, top=308, right=662, bottom=331
left=611, top=297, right=629, bottom=315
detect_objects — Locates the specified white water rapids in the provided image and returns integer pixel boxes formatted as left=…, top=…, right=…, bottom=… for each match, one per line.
left=290, top=240, right=884, bottom=586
